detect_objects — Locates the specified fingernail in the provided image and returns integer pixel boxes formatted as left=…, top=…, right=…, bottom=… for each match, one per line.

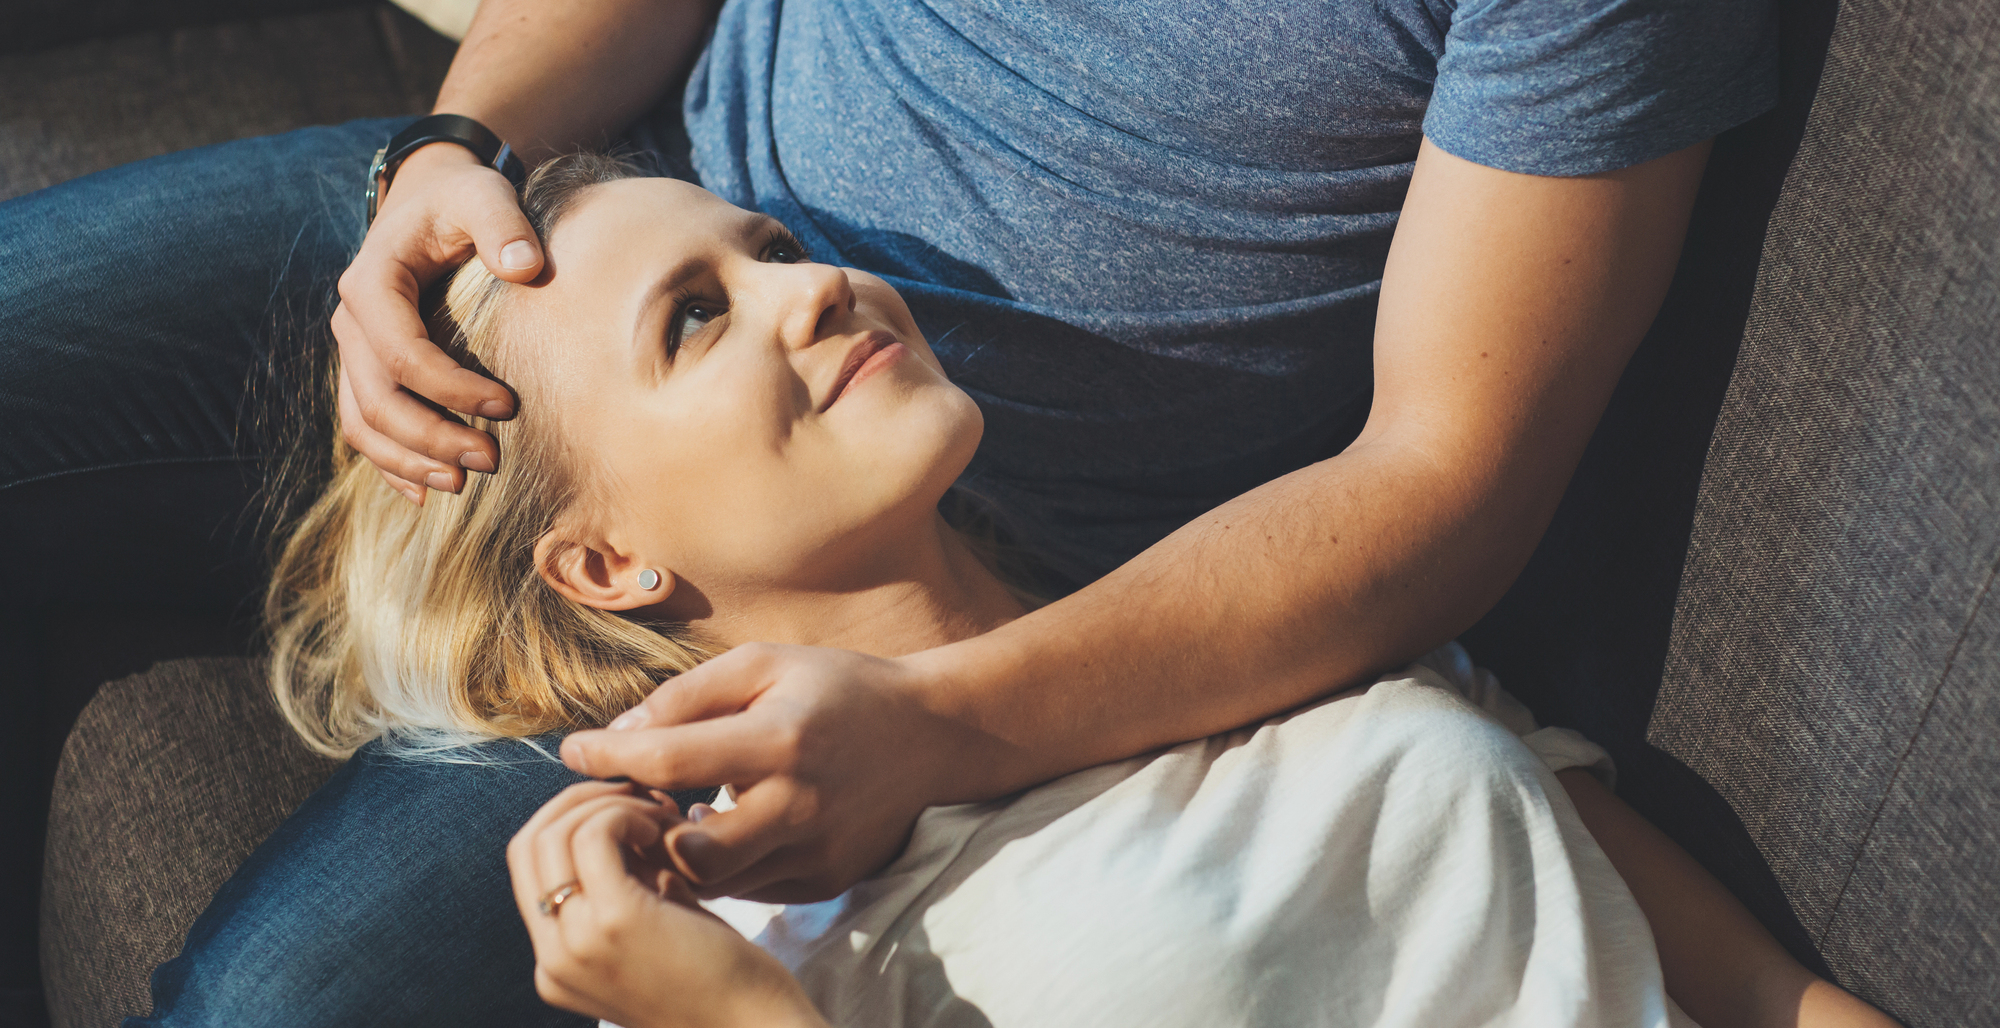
left=476, top=399, right=514, bottom=419
left=500, top=240, right=537, bottom=271
left=399, top=485, right=422, bottom=505
left=688, top=803, right=714, bottom=824
left=460, top=450, right=495, bottom=473
left=610, top=708, right=650, bottom=731
left=425, top=471, right=455, bottom=492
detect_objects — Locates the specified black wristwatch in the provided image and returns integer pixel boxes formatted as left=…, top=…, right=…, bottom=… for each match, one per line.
left=365, top=114, right=527, bottom=225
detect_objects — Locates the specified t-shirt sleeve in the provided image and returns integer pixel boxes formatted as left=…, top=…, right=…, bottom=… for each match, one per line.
left=1422, top=0, right=1780, bottom=176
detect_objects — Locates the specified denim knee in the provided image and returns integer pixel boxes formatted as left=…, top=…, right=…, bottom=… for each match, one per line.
left=0, top=118, right=401, bottom=489
left=129, top=737, right=594, bottom=1028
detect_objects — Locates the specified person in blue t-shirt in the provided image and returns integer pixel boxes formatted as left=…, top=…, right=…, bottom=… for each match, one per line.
left=0, top=0, right=1880, bottom=1025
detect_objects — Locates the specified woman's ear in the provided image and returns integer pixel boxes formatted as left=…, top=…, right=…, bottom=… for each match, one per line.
left=534, top=529, right=675, bottom=611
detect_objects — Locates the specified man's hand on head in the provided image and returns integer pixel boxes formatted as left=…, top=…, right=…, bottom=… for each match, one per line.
left=333, top=139, right=539, bottom=504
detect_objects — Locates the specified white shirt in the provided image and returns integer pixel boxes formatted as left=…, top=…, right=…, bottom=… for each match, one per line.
left=681, top=645, right=1692, bottom=1028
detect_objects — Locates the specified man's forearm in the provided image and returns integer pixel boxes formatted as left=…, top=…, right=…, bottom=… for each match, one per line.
left=434, top=0, right=719, bottom=163
left=914, top=423, right=1553, bottom=798
left=911, top=139, right=1713, bottom=802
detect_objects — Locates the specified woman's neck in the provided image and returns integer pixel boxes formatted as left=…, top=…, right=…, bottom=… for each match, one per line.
left=689, top=511, right=1028, bottom=658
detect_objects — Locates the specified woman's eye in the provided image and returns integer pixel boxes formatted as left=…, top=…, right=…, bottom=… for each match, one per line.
left=670, top=300, right=725, bottom=352
left=763, top=233, right=810, bottom=264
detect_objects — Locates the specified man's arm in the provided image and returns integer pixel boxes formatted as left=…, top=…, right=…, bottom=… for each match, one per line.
left=333, top=0, right=718, bottom=502
left=923, top=137, right=1711, bottom=789
left=429, top=0, right=716, bottom=163
left=565, top=138, right=1714, bottom=899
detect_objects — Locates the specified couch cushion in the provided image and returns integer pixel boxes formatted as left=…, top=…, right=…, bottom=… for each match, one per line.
left=0, top=3, right=452, bottom=202
left=1647, top=0, right=2000, bottom=1021
left=39, top=657, right=341, bottom=1028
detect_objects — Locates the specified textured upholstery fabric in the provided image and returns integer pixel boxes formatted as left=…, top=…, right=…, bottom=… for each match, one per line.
left=1648, top=0, right=2000, bottom=1022
left=1817, top=599, right=2000, bottom=1018
left=40, top=658, right=342, bottom=1028
left=0, top=0, right=358, bottom=57
left=0, top=4, right=452, bottom=202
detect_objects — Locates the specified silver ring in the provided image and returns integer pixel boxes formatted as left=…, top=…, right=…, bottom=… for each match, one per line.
left=538, top=880, right=581, bottom=917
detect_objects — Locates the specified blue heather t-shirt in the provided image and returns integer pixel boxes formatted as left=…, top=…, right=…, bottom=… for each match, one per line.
left=674, top=0, right=1777, bottom=584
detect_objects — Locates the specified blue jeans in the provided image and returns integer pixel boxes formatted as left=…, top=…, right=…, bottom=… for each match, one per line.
left=0, top=119, right=387, bottom=492
left=2, top=119, right=677, bottom=1024
left=130, top=740, right=594, bottom=1027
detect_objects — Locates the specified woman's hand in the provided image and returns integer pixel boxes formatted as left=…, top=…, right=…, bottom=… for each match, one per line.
left=506, top=780, right=828, bottom=1028
left=559, top=643, right=1013, bottom=903
left=332, top=141, right=538, bottom=504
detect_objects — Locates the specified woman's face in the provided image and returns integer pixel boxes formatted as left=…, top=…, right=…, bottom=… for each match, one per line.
left=514, top=177, right=982, bottom=608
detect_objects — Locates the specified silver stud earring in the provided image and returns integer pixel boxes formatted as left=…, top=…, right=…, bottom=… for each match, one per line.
left=636, top=568, right=661, bottom=591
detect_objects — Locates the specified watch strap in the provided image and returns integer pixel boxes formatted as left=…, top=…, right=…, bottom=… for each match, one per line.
left=366, top=114, right=527, bottom=225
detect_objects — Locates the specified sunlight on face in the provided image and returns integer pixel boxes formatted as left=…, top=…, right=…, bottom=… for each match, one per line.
left=516, top=178, right=983, bottom=601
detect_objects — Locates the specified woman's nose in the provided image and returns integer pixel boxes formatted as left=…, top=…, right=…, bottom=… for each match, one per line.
left=768, top=261, right=856, bottom=352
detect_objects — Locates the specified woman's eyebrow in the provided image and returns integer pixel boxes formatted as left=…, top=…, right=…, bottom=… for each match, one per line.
left=745, top=212, right=789, bottom=239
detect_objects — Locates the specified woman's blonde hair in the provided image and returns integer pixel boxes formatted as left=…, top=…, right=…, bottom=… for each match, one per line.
left=267, top=153, right=715, bottom=758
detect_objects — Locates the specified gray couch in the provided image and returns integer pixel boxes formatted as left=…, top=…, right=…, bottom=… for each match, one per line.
left=11, top=0, right=1998, bottom=1025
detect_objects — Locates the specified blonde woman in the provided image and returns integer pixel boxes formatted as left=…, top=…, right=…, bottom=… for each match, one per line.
left=133, top=156, right=1890, bottom=1028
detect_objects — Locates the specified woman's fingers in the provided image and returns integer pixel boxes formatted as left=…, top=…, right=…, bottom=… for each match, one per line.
left=521, top=774, right=813, bottom=898
left=511, top=789, right=682, bottom=1026
left=565, top=801, right=678, bottom=929
left=518, top=791, right=676, bottom=960
left=511, top=792, right=599, bottom=976
left=532, top=794, right=650, bottom=915
left=519, top=780, right=634, bottom=839
left=507, top=782, right=632, bottom=926
left=534, top=795, right=829, bottom=1028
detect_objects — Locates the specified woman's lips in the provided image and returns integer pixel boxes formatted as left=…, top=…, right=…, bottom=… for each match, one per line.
left=825, top=332, right=906, bottom=409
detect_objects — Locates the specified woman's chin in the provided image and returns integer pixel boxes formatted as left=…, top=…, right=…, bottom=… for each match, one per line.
left=854, top=398, right=983, bottom=523
left=835, top=360, right=981, bottom=451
